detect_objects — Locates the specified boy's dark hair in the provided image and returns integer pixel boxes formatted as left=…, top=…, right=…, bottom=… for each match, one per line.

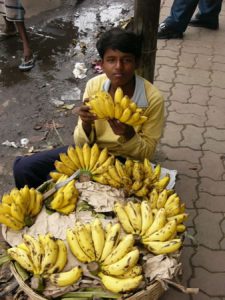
left=96, top=27, right=142, bottom=59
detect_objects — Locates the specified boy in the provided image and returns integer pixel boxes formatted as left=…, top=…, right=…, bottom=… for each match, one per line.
left=13, top=28, right=164, bottom=188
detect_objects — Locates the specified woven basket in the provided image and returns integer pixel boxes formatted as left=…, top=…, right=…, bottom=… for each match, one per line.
left=10, top=262, right=164, bottom=300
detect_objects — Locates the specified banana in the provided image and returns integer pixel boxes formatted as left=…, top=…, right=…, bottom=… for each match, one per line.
left=180, top=203, right=186, bottom=213
left=7, top=247, right=35, bottom=273
left=11, top=188, right=28, bottom=216
left=114, top=202, right=135, bottom=234
left=165, top=197, right=181, bottom=217
left=114, top=87, right=124, bottom=104
left=29, top=190, right=43, bottom=217
left=135, top=185, right=149, bottom=197
left=0, top=203, right=11, bottom=214
left=75, top=146, right=85, bottom=169
left=54, top=160, right=74, bottom=176
left=133, top=115, right=147, bottom=125
left=49, top=266, right=83, bottom=287
left=103, top=95, right=115, bottom=119
left=82, top=143, right=91, bottom=169
left=114, top=159, right=127, bottom=179
left=92, top=174, right=108, bottom=185
left=167, top=213, right=188, bottom=224
left=49, top=171, right=64, bottom=182
left=140, top=200, right=153, bottom=236
left=164, top=193, right=178, bottom=209
left=17, top=242, right=29, bottom=252
left=131, top=180, right=143, bottom=192
left=66, top=228, right=91, bottom=263
left=107, top=165, right=121, bottom=183
left=154, top=174, right=170, bottom=192
left=114, top=103, right=123, bottom=119
left=120, top=95, right=130, bottom=110
left=144, top=238, right=182, bottom=255
left=40, top=233, right=59, bottom=274
left=149, top=188, right=159, bottom=209
left=177, top=224, right=186, bottom=233
left=87, top=97, right=106, bottom=118
left=26, top=187, right=36, bottom=216
left=156, top=189, right=168, bottom=209
left=0, top=213, right=24, bottom=230
left=59, top=153, right=77, bottom=170
left=101, top=248, right=139, bottom=276
left=126, top=112, right=141, bottom=126
left=129, top=102, right=137, bottom=113
left=102, top=234, right=135, bottom=266
left=89, top=143, right=100, bottom=171
left=47, top=239, right=68, bottom=274
left=74, top=223, right=95, bottom=261
left=92, top=156, right=114, bottom=175
left=91, top=218, right=105, bottom=261
left=119, top=107, right=132, bottom=123
left=92, top=147, right=108, bottom=171
left=118, top=265, right=142, bottom=279
left=50, top=191, right=64, bottom=210
left=124, top=159, right=134, bottom=177
left=1, top=193, right=13, bottom=204
left=143, top=158, right=153, bottom=178
left=152, top=164, right=161, bottom=182
left=56, top=203, right=76, bottom=215
left=104, top=172, right=121, bottom=189
left=67, top=146, right=81, bottom=169
left=23, top=234, right=42, bottom=275
left=98, top=272, right=143, bottom=293
left=124, top=201, right=142, bottom=234
left=143, top=220, right=177, bottom=242
left=100, top=223, right=120, bottom=262
left=132, top=161, right=144, bottom=182
left=143, top=208, right=167, bottom=237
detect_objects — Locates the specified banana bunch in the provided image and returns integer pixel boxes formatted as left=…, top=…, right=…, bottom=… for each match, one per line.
left=51, top=143, right=114, bottom=181
left=0, top=186, right=43, bottom=231
left=47, top=176, right=79, bottom=215
left=86, top=88, right=147, bottom=126
left=114, top=200, right=184, bottom=255
left=145, top=188, right=188, bottom=233
left=67, top=219, right=143, bottom=293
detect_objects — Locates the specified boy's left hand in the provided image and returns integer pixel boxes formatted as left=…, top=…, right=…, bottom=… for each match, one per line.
left=108, top=119, right=135, bottom=141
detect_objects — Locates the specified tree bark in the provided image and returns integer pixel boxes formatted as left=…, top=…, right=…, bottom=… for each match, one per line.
left=133, top=0, right=161, bottom=83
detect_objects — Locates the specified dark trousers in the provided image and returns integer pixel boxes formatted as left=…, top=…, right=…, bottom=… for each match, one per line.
left=164, top=0, right=222, bottom=33
left=13, top=146, right=69, bottom=189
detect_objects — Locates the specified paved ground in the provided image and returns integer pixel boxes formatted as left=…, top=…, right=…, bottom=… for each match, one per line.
left=158, top=1, right=225, bottom=299
left=0, top=0, right=225, bottom=299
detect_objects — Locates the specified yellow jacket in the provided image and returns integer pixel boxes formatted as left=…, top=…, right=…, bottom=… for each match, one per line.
left=74, top=74, right=164, bottom=161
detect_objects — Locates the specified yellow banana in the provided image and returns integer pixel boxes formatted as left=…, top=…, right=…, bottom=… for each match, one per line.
left=49, top=171, right=64, bottom=182
left=10, top=201, right=24, bottom=223
left=103, top=95, right=115, bottom=119
left=143, top=158, right=153, bottom=178
left=140, top=200, right=153, bottom=236
left=118, top=265, right=142, bottom=279
left=152, top=164, right=161, bottom=182
left=67, top=146, right=81, bottom=169
left=91, top=156, right=114, bottom=175
left=143, top=208, right=167, bottom=237
left=89, top=143, right=100, bottom=171
left=92, top=147, right=108, bottom=171
left=0, top=203, right=11, bottom=214
left=59, top=153, right=76, bottom=170
left=98, top=272, right=143, bottom=293
left=145, top=238, right=182, bottom=255
left=131, top=180, right=143, bottom=192
left=91, top=218, right=105, bottom=261
left=102, top=234, right=135, bottom=266
left=132, top=161, right=144, bottom=181
left=1, top=193, right=13, bottom=204
left=47, top=239, right=67, bottom=274
left=101, top=248, right=139, bottom=276
left=56, top=203, right=76, bottom=215
left=154, top=174, right=170, bottom=192
left=129, top=101, right=137, bottom=112
left=135, top=185, right=149, bottom=197
left=7, top=247, right=35, bottom=273
left=50, top=191, right=64, bottom=210
left=177, top=224, right=186, bottom=233
left=126, top=111, right=141, bottom=126
left=124, top=201, right=142, bottom=234
left=66, top=228, right=91, bottom=263
left=74, top=223, right=95, bottom=261
left=114, top=202, right=135, bottom=234
left=82, top=143, right=91, bottom=169
left=120, top=95, right=130, bottom=109
left=124, top=159, right=134, bottom=177
left=114, top=103, right=123, bottom=119
left=23, top=234, right=43, bottom=275
left=156, top=189, right=168, bottom=209
left=149, top=188, right=159, bottom=209
left=49, top=266, right=83, bottom=287
left=29, top=190, right=43, bottom=217
left=143, top=220, right=177, bottom=242
left=92, top=174, right=108, bottom=185
left=114, top=87, right=124, bottom=104
left=114, top=159, right=127, bottom=179
left=54, top=160, right=74, bottom=176
left=40, top=233, right=59, bottom=274
left=119, top=107, right=132, bottom=123
left=100, top=223, right=120, bottom=262
left=0, top=213, right=24, bottom=230
left=167, top=213, right=188, bottom=224
left=164, top=193, right=179, bottom=209
left=107, top=165, right=121, bottom=183
left=87, top=97, right=106, bottom=118
left=75, top=146, right=85, bottom=169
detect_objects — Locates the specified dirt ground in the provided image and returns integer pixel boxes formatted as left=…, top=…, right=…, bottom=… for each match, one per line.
left=0, top=0, right=133, bottom=195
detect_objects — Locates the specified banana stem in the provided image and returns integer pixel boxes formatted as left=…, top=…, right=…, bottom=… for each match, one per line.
left=87, top=261, right=100, bottom=276
left=30, top=275, right=45, bottom=293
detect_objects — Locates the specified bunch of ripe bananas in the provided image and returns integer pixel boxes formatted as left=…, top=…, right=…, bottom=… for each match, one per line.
left=46, top=175, right=79, bottom=215
left=0, top=186, right=43, bottom=231
left=114, top=197, right=188, bottom=255
left=51, top=143, right=114, bottom=180
left=93, top=158, right=170, bottom=198
left=86, top=88, right=147, bottom=126
left=67, top=219, right=143, bottom=293
left=7, top=233, right=83, bottom=288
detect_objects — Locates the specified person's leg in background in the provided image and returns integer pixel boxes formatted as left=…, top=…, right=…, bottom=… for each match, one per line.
left=13, top=146, right=69, bottom=189
left=158, top=0, right=199, bottom=39
left=189, top=0, right=223, bottom=29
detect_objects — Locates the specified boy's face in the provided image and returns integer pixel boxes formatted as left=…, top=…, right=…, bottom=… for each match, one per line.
left=101, top=49, right=138, bottom=88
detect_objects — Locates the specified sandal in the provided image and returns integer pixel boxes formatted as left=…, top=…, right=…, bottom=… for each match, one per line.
left=18, top=55, right=36, bottom=71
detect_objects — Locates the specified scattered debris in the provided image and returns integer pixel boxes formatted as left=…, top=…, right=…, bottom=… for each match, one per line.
left=73, top=62, right=87, bottom=79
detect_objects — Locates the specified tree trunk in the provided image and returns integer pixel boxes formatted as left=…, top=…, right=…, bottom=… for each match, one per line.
left=133, top=0, right=161, bottom=83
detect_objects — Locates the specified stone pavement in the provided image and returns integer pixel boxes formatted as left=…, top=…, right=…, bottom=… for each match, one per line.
left=156, top=1, right=225, bottom=299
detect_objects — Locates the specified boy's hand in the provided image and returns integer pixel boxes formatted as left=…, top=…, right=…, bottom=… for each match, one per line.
left=75, top=99, right=97, bottom=136
left=108, top=119, right=135, bottom=141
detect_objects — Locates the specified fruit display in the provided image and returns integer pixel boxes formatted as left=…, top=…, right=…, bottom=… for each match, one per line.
left=67, top=219, right=143, bottom=293
left=46, top=176, right=79, bottom=215
left=114, top=196, right=188, bottom=255
left=86, top=88, right=147, bottom=126
left=0, top=186, right=43, bottom=231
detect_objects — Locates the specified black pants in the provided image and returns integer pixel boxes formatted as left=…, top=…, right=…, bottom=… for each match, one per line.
left=13, top=145, right=69, bottom=189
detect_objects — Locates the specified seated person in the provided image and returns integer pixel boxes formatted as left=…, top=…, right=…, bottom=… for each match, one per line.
left=13, top=27, right=164, bottom=189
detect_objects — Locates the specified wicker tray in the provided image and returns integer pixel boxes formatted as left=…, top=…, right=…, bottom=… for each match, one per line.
left=10, top=263, right=164, bottom=300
